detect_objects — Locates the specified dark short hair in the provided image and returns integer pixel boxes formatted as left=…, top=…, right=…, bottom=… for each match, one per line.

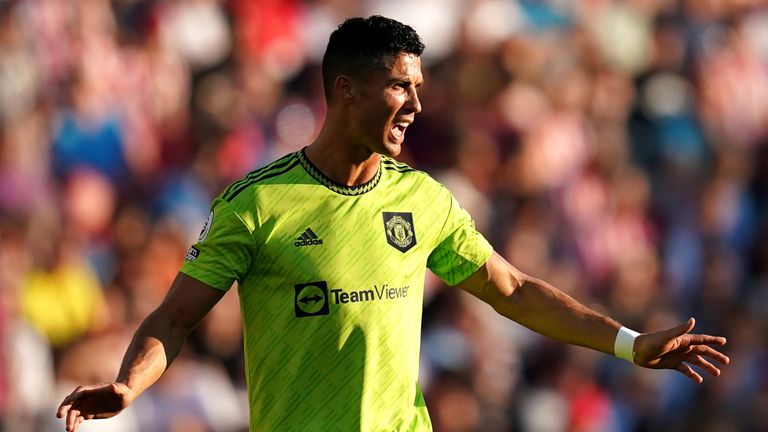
left=321, top=16, right=424, bottom=102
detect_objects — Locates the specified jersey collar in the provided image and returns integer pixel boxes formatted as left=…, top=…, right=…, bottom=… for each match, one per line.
left=297, top=148, right=382, bottom=196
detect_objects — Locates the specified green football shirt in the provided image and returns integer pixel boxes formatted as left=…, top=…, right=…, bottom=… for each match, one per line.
left=180, top=149, right=493, bottom=431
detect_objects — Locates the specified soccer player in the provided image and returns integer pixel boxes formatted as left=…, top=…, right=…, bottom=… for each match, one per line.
left=57, top=16, right=729, bottom=432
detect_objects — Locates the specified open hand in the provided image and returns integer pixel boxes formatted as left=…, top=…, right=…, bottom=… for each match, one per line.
left=56, top=382, right=133, bottom=432
left=633, top=318, right=729, bottom=383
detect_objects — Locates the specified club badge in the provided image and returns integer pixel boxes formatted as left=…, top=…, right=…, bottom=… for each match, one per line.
left=383, top=212, right=416, bottom=253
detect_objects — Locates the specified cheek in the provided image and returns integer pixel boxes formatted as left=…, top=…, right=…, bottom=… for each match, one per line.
left=354, top=94, right=400, bottom=129
left=364, top=104, right=395, bottom=127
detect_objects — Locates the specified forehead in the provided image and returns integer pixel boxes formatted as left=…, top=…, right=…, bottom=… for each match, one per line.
left=378, top=53, right=423, bottom=82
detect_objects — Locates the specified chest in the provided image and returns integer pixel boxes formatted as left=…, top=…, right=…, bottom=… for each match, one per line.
left=252, top=193, right=435, bottom=276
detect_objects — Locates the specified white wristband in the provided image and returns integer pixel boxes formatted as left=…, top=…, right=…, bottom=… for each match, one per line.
left=614, top=326, right=640, bottom=363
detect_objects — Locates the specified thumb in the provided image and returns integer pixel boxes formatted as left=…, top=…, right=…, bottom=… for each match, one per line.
left=665, top=317, right=695, bottom=338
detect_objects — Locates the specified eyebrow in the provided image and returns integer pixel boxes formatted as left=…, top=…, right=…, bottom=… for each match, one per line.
left=388, top=77, right=424, bottom=87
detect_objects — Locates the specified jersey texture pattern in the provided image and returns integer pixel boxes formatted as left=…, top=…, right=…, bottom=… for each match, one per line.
left=181, top=149, right=493, bottom=431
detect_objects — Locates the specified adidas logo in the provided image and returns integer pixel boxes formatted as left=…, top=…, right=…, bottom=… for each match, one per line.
left=294, top=227, right=323, bottom=247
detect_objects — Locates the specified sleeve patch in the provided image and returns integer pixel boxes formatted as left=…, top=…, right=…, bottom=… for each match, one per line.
left=186, top=246, right=200, bottom=262
left=198, top=210, right=214, bottom=242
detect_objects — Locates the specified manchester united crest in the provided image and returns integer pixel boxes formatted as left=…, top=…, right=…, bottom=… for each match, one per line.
left=383, top=212, right=417, bottom=253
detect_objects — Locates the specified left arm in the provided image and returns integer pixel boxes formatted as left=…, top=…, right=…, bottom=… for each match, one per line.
left=459, top=252, right=729, bottom=383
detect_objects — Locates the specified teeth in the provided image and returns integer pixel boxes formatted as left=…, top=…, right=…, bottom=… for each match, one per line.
left=392, top=122, right=409, bottom=139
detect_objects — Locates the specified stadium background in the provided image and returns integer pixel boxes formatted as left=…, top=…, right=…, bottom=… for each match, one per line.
left=1, top=0, right=767, bottom=430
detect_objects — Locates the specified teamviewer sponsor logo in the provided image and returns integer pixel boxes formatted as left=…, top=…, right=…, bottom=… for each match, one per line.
left=295, top=227, right=323, bottom=247
left=294, top=282, right=409, bottom=318
left=294, top=281, right=329, bottom=317
left=330, top=284, right=409, bottom=304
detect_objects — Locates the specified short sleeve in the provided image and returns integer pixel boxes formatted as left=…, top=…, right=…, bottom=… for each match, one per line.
left=180, top=197, right=254, bottom=291
left=427, top=192, right=493, bottom=286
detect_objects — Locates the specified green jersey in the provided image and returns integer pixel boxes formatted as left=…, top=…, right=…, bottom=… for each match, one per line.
left=180, top=149, right=493, bottom=431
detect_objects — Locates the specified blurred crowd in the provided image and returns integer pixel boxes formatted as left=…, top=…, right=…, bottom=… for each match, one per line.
left=1, top=0, right=768, bottom=431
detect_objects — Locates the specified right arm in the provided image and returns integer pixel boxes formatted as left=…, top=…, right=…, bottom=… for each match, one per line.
left=459, top=252, right=728, bottom=382
left=56, top=272, right=226, bottom=432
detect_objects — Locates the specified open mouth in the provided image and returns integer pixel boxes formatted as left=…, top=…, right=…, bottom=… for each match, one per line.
left=391, top=122, right=408, bottom=140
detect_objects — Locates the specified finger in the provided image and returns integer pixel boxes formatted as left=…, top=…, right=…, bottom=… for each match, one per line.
left=662, top=318, right=696, bottom=340
left=686, top=354, right=721, bottom=377
left=684, top=334, right=727, bottom=346
left=69, top=415, right=83, bottom=432
left=61, top=392, right=78, bottom=404
left=66, top=408, right=80, bottom=431
left=58, top=387, right=84, bottom=418
left=56, top=402, right=71, bottom=418
left=688, top=345, right=730, bottom=364
left=676, top=363, right=703, bottom=384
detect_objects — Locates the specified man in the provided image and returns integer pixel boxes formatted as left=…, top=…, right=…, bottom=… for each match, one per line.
left=57, top=16, right=729, bottom=432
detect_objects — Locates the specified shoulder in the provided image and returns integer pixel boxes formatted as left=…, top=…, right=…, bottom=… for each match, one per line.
left=381, top=156, right=450, bottom=194
left=380, top=156, right=438, bottom=185
left=219, top=151, right=302, bottom=203
left=380, top=156, right=419, bottom=174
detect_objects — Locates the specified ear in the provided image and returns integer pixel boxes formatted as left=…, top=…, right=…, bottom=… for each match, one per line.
left=334, top=75, right=355, bottom=105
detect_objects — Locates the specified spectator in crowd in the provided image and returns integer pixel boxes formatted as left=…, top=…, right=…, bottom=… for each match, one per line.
left=1, top=1, right=766, bottom=431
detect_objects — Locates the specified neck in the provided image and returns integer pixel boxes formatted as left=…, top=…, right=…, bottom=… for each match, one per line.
left=305, top=125, right=381, bottom=187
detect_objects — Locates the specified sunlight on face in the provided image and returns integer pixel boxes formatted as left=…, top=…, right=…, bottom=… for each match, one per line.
left=349, top=53, right=424, bottom=157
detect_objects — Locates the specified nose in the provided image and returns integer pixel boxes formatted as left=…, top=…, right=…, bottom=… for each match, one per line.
left=406, top=87, right=422, bottom=114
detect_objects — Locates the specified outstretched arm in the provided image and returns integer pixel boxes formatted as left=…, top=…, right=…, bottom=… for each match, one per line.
left=56, top=272, right=226, bottom=432
left=459, top=252, right=729, bottom=382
